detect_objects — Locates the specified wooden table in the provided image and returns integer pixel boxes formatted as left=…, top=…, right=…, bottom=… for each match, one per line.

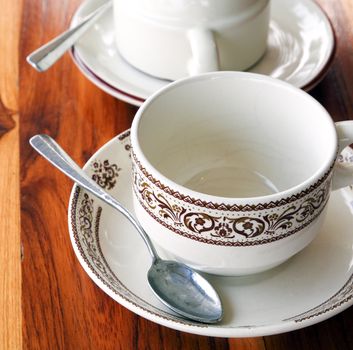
left=1, top=0, right=353, bottom=348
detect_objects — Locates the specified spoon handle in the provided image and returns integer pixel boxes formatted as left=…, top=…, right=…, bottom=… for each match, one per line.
left=29, top=134, right=159, bottom=261
left=26, top=1, right=112, bottom=72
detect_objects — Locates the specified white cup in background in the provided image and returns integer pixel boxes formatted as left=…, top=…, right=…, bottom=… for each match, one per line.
left=113, top=0, right=270, bottom=80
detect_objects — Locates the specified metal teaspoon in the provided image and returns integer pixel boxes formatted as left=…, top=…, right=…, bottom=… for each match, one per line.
left=29, top=134, right=223, bottom=324
left=27, top=1, right=112, bottom=72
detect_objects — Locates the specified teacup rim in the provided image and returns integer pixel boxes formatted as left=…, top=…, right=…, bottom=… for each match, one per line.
left=131, top=71, right=337, bottom=204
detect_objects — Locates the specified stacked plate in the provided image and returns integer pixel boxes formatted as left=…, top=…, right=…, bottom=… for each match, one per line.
left=71, top=0, right=335, bottom=106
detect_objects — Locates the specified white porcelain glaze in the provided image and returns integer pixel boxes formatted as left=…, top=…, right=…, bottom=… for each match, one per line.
left=130, top=72, right=353, bottom=276
left=67, top=132, right=353, bottom=336
left=113, top=0, right=270, bottom=79
left=71, top=0, right=335, bottom=105
left=126, top=0, right=261, bottom=22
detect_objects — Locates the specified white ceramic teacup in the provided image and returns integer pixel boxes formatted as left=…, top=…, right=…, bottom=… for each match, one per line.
left=130, top=72, right=353, bottom=276
left=113, top=0, right=270, bottom=80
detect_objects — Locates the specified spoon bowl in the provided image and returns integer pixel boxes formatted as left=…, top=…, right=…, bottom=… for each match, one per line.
left=148, top=259, right=222, bottom=323
left=29, top=134, right=223, bottom=324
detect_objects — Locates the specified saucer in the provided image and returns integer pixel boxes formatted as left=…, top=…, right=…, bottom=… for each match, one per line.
left=68, top=130, right=353, bottom=337
left=70, top=0, right=335, bottom=106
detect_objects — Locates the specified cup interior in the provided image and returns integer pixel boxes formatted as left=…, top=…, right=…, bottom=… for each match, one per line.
left=134, top=73, right=336, bottom=199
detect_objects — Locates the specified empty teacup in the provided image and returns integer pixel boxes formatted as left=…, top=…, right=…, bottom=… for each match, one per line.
left=130, top=72, right=353, bottom=276
left=113, top=0, right=270, bottom=80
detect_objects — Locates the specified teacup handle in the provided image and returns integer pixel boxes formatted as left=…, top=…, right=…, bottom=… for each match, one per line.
left=187, top=27, right=219, bottom=76
left=332, top=121, right=353, bottom=190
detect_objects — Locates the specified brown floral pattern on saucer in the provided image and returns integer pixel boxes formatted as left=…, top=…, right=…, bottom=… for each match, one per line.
left=91, top=160, right=121, bottom=190
left=71, top=187, right=203, bottom=327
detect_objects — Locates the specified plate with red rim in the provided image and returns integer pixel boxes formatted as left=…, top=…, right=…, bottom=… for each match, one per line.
left=67, top=130, right=353, bottom=337
left=70, top=0, right=335, bottom=106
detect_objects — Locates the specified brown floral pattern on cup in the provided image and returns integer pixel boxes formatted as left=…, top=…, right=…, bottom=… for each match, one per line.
left=132, top=151, right=334, bottom=212
left=132, top=163, right=332, bottom=246
left=338, top=153, right=353, bottom=163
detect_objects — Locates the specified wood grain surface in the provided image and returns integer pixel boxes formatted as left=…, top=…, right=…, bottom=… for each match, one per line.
left=0, top=0, right=22, bottom=349
left=13, top=0, right=353, bottom=349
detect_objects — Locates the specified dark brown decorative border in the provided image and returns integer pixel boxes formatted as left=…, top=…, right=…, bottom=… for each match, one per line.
left=71, top=47, right=145, bottom=105
left=285, top=273, right=353, bottom=323
left=133, top=184, right=330, bottom=246
left=132, top=151, right=332, bottom=245
left=118, top=130, right=131, bottom=141
left=131, top=151, right=335, bottom=212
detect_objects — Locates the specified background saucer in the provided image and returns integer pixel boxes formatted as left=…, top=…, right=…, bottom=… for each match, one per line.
left=68, top=131, right=353, bottom=337
left=71, top=0, right=335, bottom=106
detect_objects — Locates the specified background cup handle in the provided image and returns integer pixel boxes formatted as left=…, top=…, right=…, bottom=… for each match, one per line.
left=187, top=27, right=219, bottom=76
left=332, top=121, right=353, bottom=190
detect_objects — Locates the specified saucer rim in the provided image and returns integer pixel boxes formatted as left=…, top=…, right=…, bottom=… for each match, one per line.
left=70, top=47, right=145, bottom=106
left=70, top=0, right=336, bottom=106
left=67, top=129, right=353, bottom=338
left=299, top=0, right=337, bottom=91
